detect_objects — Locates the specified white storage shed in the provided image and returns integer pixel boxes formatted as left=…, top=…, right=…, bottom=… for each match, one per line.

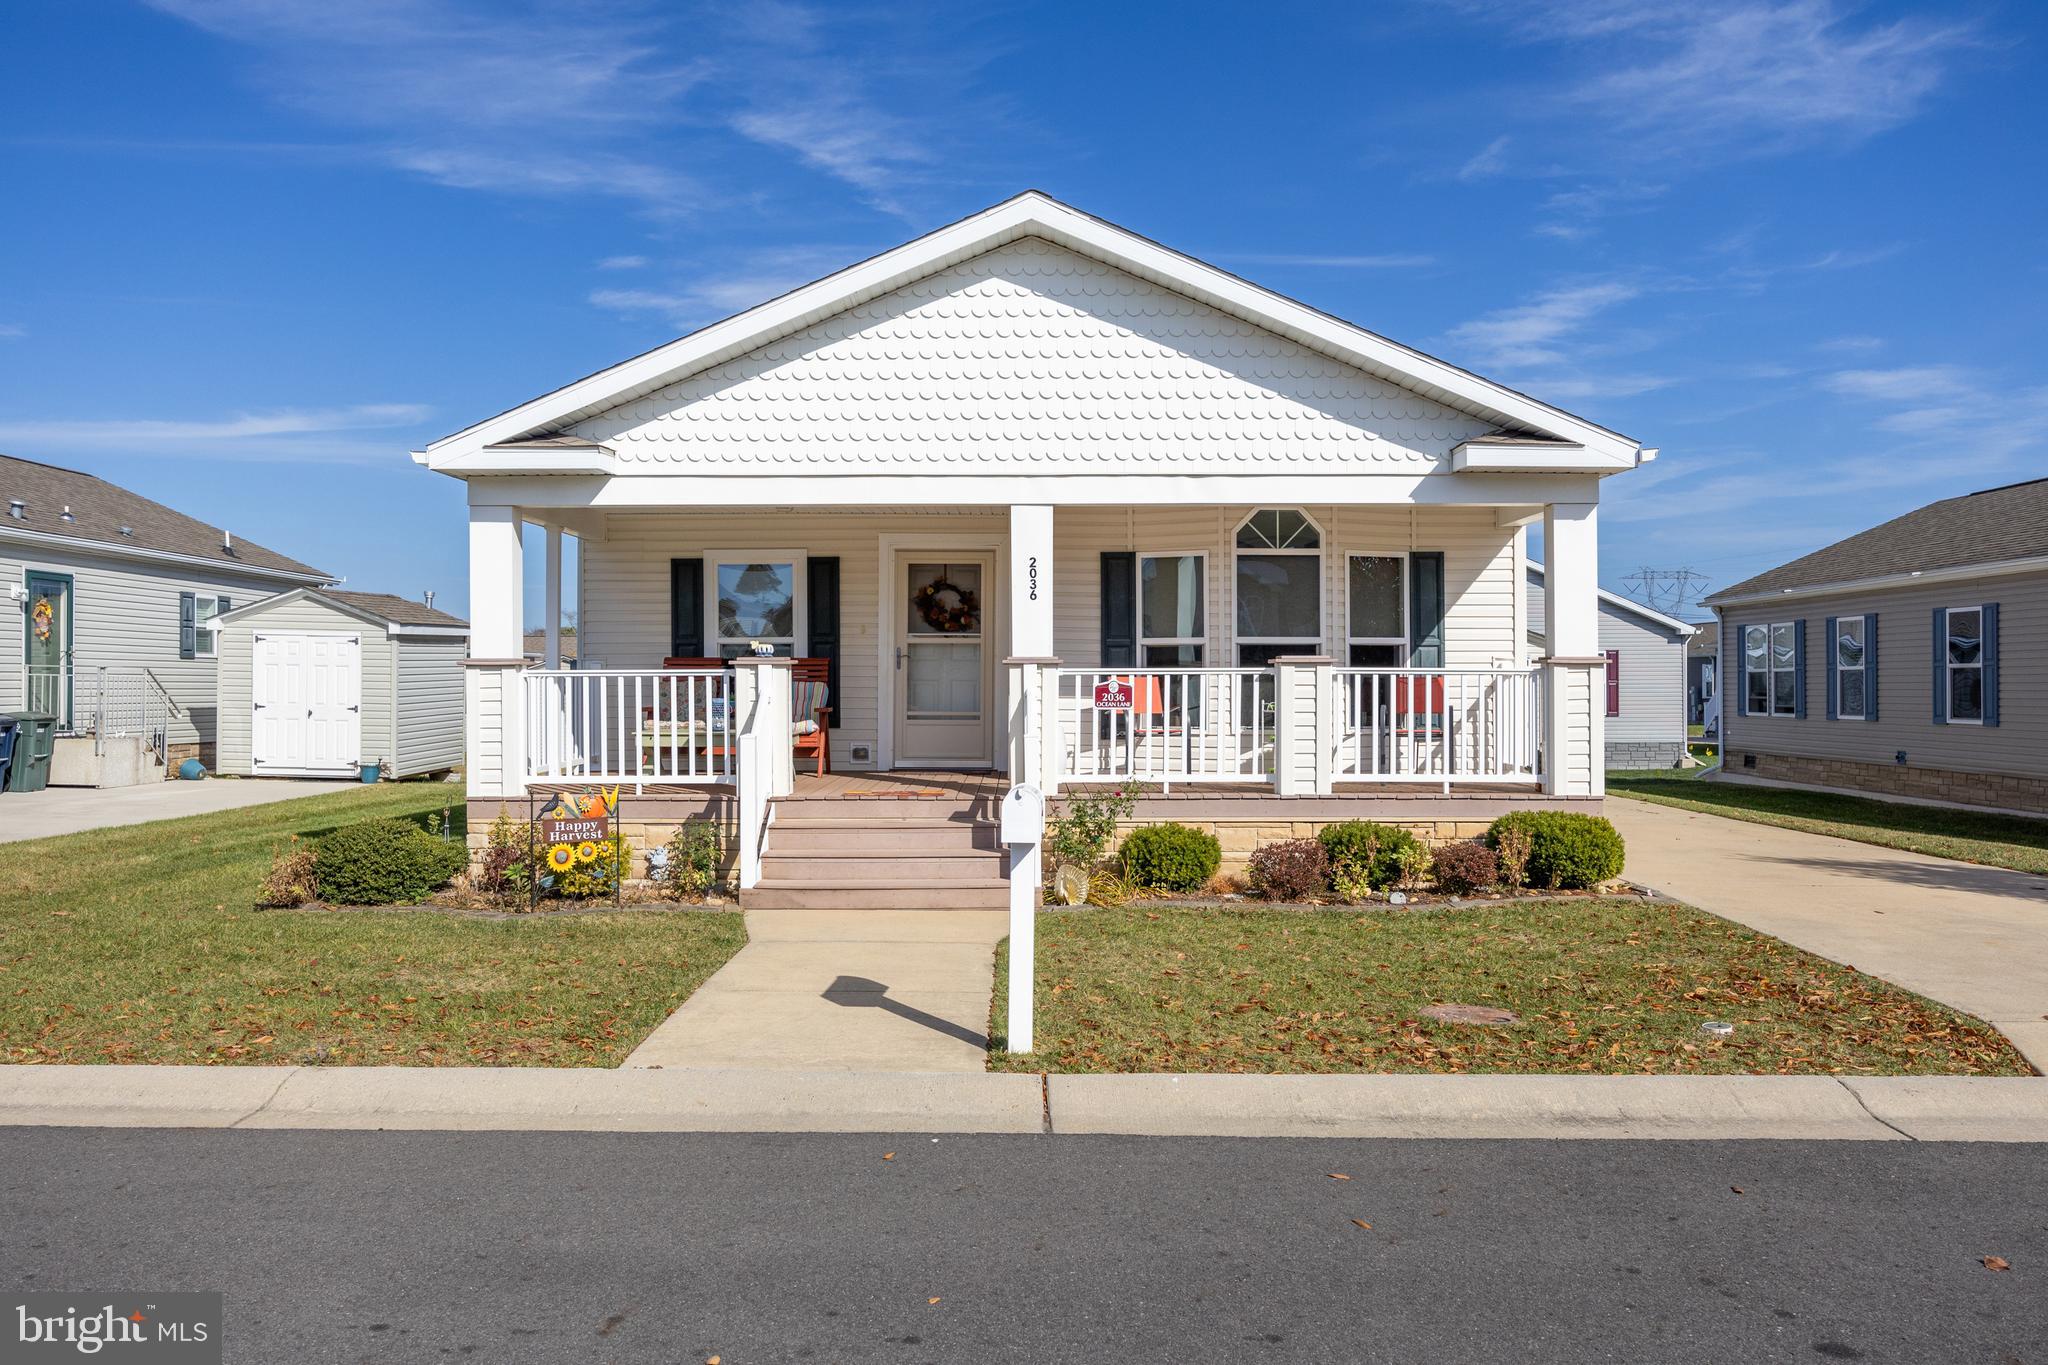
left=213, top=589, right=468, bottom=779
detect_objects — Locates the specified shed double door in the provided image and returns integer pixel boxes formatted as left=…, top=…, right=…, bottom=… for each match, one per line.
left=253, top=632, right=362, bottom=776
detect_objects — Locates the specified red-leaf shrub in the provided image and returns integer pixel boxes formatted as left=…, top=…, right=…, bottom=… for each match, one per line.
left=1429, top=839, right=1499, bottom=895
left=1247, top=838, right=1329, bottom=901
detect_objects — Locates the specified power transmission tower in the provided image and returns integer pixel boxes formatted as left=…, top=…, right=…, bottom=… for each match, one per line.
left=1620, top=567, right=1711, bottom=617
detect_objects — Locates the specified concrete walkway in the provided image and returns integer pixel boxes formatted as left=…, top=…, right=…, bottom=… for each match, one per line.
left=0, top=777, right=364, bottom=842
left=623, top=909, right=1009, bottom=1071
left=1610, top=797, right=2048, bottom=1070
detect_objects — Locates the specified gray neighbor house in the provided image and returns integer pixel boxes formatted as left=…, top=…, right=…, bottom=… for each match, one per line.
left=1526, top=562, right=1695, bottom=769
left=1, top=454, right=333, bottom=776
left=1705, top=476, right=2047, bottom=814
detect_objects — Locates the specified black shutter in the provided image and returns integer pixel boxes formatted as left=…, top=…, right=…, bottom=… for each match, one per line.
left=1100, top=552, right=1136, bottom=666
left=807, top=556, right=841, bottom=728
left=178, top=591, right=197, bottom=660
left=1825, top=616, right=1838, bottom=721
left=669, top=558, right=703, bottom=658
left=1408, top=551, right=1446, bottom=668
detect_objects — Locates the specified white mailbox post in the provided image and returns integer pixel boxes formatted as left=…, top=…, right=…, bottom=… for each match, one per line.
left=1000, top=783, right=1045, bottom=1054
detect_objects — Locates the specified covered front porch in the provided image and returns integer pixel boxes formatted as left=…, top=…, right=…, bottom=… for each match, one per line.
left=465, top=496, right=1608, bottom=894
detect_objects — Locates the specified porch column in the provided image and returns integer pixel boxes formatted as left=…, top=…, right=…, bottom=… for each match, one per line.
left=465, top=504, right=526, bottom=801
left=1272, top=655, right=1334, bottom=796
left=543, top=523, right=563, bottom=670
left=1004, top=656, right=1060, bottom=789
left=1541, top=501, right=1604, bottom=798
left=1008, top=505, right=1054, bottom=658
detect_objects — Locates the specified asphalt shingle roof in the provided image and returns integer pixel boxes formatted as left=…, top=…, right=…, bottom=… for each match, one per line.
left=318, top=590, right=466, bottom=629
left=0, top=453, right=330, bottom=579
left=1707, top=478, right=2048, bottom=603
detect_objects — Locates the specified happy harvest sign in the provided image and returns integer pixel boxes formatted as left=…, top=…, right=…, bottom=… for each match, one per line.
left=539, top=788, right=616, bottom=845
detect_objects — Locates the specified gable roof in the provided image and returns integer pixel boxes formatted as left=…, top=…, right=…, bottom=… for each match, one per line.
left=0, top=453, right=330, bottom=582
left=1526, top=562, right=1696, bottom=636
left=418, top=191, right=1647, bottom=475
left=1706, top=477, right=2048, bottom=605
left=219, top=587, right=467, bottom=633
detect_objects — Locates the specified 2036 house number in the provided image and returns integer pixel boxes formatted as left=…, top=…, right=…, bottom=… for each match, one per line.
left=1027, top=556, right=1039, bottom=601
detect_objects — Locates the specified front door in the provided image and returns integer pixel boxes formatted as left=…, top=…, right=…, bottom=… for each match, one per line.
left=252, top=632, right=362, bottom=775
left=23, top=572, right=73, bottom=728
left=893, top=554, right=994, bottom=768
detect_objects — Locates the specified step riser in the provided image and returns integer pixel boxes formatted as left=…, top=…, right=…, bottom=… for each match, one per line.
left=768, top=825, right=1002, bottom=852
left=760, top=858, right=1008, bottom=883
left=743, top=886, right=1013, bottom=911
left=774, top=800, right=1000, bottom=820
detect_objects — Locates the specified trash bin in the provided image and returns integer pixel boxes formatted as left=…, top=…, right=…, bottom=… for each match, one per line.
left=0, top=717, right=17, bottom=792
left=4, top=713, right=56, bottom=793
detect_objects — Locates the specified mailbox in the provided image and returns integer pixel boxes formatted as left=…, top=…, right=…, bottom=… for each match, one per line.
left=1000, top=783, right=1045, bottom=846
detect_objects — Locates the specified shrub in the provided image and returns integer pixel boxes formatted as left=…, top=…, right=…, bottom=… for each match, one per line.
left=1247, top=838, right=1329, bottom=901
left=1045, top=787, right=1140, bottom=872
left=1487, top=812, right=1626, bottom=890
left=1086, top=867, right=1133, bottom=909
left=1330, top=858, right=1375, bottom=904
left=544, top=832, right=635, bottom=899
left=1494, top=822, right=1533, bottom=890
left=315, top=818, right=466, bottom=906
left=472, top=812, right=536, bottom=900
left=660, top=823, right=724, bottom=900
left=1316, top=820, right=1423, bottom=891
left=1430, top=839, right=1499, bottom=896
left=1391, top=842, right=1433, bottom=892
left=1119, top=822, right=1222, bottom=892
left=256, top=837, right=318, bottom=907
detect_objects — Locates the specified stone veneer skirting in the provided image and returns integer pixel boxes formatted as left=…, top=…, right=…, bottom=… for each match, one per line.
left=1606, top=740, right=1684, bottom=770
left=1736, top=751, right=2048, bottom=816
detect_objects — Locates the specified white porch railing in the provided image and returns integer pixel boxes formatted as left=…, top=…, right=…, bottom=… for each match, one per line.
left=522, top=668, right=732, bottom=787
left=1050, top=667, right=1277, bottom=786
left=1333, top=667, right=1542, bottom=783
left=14, top=665, right=180, bottom=763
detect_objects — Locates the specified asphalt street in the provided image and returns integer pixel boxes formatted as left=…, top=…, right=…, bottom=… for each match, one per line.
left=3, top=1128, right=2043, bottom=1364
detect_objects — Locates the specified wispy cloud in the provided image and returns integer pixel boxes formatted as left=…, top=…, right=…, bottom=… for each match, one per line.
left=1816, top=334, right=1884, bottom=353
left=1822, top=365, right=1974, bottom=404
left=590, top=245, right=857, bottom=329
left=0, top=403, right=431, bottom=464
left=1445, top=282, right=1641, bottom=369
left=1457, top=135, right=1511, bottom=181
left=597, top=255, right=649, bottom=271
left=0, top=323, right=24, bottom=340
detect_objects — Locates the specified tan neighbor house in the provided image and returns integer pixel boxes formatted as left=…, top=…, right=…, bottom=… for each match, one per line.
left=415, top=193, right=1656, bottom=903
left=1706, top=477, right=2047, bottom=813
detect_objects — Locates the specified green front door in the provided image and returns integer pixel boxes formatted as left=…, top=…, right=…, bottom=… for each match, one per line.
left=24, top=572, right=73, bottom=727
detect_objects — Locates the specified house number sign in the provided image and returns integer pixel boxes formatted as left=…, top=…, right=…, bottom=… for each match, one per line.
left=1027, top=555, right=1039, bottom=601
left=1093, top=678, right=1132, bottom=711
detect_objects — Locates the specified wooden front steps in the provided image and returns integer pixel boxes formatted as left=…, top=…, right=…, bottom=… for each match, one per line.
left=742, top=794, right=1012, bottom=910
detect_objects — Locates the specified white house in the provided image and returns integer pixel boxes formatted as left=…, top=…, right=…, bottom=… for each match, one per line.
left=416, top=193, right=1652, bottom=904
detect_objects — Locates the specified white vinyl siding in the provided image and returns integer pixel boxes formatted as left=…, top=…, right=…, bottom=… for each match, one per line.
left=0, top=542, right=309, bottom=753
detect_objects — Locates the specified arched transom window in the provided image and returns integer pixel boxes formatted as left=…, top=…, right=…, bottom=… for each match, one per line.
left=1234, top=509, right=1323, bottom=667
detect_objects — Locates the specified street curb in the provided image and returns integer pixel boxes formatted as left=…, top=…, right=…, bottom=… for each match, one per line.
left=3, top=1067, right=2046, bottom=1139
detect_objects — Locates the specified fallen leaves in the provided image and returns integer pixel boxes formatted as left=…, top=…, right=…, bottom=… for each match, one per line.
left=881, top=1152, right=895, bottom=1161
left=1327, top=1173, right=1351, bottom=1181
left=928, top=1297, right=942, bottom=1305
left=1351, top=1219, right=1372, bottom=1230
left=1982, top=1256, right=2011, bottom=1272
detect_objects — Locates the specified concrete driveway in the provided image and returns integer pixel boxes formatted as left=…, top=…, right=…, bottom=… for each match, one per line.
left=0, top=778, right=362, bottom=842
left=1610, top=797, right=2048, bottom=1070
left=624, top=909, right=1008, bottom=1071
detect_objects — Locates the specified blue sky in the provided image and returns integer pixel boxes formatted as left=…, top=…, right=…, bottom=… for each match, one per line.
left=3, top=0, right=2041, bottom=623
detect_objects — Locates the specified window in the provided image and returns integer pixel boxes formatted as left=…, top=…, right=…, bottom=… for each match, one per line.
left=1138, top=553, right=1204, bottom=666
left=1235, top=509, right=1322, bottom=668
left=1346, top=555, right=1405, bottom=668
left=195, top=594, right=221, bottom=658
left=1945, top=605, right=1984, bottom=722
left=1743, top=621, right=1797, bottom=717
left=1834, top=617, right=1866, bottom=720
left=707, top=555, right=803, bottom=660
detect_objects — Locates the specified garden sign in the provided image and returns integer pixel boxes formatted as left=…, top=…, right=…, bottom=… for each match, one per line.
left=531, top=787, right=624, bottom=909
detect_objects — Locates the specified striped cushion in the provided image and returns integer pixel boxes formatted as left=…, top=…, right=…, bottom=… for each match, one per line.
left=792, top=679, right=831, bottom=733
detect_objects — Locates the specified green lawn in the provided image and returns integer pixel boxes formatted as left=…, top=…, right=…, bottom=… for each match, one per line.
left=989, top=901, right=2029, bottom=1076
left=0, top=785, right=745, bottom=1066
left=1609, top=771, right=2048, bottom=877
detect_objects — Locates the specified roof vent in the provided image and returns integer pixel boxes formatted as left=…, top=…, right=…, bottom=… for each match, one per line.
left=6, top=500, right=22, bottom=520
left=222, top=530, right=235, bottom=555
left=423, top=590, right=436, bottom=609
left=59, top=505, right=74, bottom=523
left=119, top=525, right=134, bottom=537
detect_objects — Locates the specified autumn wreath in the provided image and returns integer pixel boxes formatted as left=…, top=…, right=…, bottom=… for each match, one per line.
left=31, top=597, right=54, bottom=642
left=913, top=575, right=980, bottom=633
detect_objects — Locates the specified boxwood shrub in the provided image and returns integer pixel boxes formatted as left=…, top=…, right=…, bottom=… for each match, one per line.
left=1315, top=819, right=1423, bottom=891
left=1119, top=822, right=1222, bottom=892
left=315, top=818, right=467, bottom=905
left=1485, top=811, right=1625, bottom=890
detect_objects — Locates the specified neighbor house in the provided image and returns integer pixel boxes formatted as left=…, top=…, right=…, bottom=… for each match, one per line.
left=1, top=454, right=332, bottom=781
left=1524, top=562, right=1693, bottom=769
left=1686, top=621, right=1719, bottom=731
left=415, top=193, right=1654, bottom=903
left=1705, top=477, right=2047, bottom=813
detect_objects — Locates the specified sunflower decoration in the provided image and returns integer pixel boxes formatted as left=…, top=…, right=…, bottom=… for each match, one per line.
left=913, top=575, right=979, bottom=633
left=546, top=843, right=577, bottom=872
left=31, top=597, right=54, bottom=642
left=575, top=840, right=601, bottom=865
